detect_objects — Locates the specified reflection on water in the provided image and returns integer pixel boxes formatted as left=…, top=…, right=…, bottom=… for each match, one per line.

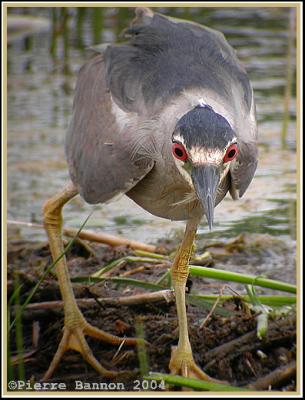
left=200, top=198, right=296, bottom=239
left=7, top=7, right=297, bottom=251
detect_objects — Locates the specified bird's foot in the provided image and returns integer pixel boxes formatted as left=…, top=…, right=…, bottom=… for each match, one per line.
left=42, top=308, right=139, bottom=381
left=169, top=346, right=224, bottom=383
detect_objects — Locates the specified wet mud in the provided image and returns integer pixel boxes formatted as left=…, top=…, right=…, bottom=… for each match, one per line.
left=7, top=237, right=296, bottom=392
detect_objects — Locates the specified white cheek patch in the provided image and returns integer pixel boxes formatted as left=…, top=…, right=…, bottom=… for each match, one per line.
left=190, top=147, right=224, bottom=166
left=219, top=163, right=230, bottom=183
left=173, top=158, right=193, bottom=187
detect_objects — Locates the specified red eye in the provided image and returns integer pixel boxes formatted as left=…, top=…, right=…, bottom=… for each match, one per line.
left=172, top=143, right=188, bottom=161
left=223, top=143, right=238, bottom=163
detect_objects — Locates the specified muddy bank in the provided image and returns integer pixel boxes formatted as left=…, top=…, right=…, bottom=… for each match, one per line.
left=7, top=235, right=296, bottom=392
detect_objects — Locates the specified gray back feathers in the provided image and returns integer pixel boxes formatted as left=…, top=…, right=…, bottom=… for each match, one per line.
left=105, top=9, right=252, bottom=115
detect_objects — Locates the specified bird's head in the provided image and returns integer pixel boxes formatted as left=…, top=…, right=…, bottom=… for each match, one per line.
left=172, top=104, right=238, bottom=229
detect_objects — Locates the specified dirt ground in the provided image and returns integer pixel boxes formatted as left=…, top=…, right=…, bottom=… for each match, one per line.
left=7, top=237, right=297, bottom=393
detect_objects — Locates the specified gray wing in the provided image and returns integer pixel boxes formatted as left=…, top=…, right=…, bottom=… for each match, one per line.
left=102, top=7, right=253, bottom=116
left=229, top=140, right=258, bottom=199
left=65, top=54, right=154, bottom=204
left=217, top=137, right=258, bottom=203
left=229, top=88, right=258, bottom=199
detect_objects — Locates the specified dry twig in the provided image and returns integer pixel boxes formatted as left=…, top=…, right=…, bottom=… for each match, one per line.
left=204, top=316, right=296, bottom=369
left=12, top=289, right=175, bottom=314
left=8, top=219, right=157, bottom=253
left=199, top=285, right=226, bottom=328
left=248, top=360, right=296, bottom=390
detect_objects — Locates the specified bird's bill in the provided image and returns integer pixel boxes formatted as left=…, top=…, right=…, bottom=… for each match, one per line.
left=191, top=165, right=220, bottom=230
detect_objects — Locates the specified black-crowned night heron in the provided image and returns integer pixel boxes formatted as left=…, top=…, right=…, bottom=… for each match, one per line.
left=43, top=7, right=258, bottom=380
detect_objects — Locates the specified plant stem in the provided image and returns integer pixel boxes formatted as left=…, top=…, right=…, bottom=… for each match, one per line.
left=189, top=265, right=296, bottom=293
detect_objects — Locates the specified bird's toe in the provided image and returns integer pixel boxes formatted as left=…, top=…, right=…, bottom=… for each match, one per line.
left=42, top=308, right=140, bottom=381
left=169, top=345, right=225, bottom=383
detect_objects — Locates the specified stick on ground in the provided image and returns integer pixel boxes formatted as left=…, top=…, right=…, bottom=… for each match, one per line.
left=8, top=219, right=157, bottom=253
left=12, top=289, right=175, bottom=313
left=248, top=360, right=296, bottom=390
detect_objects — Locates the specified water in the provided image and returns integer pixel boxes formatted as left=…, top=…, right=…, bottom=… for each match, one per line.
left=7, top=7, right=297, bottom=262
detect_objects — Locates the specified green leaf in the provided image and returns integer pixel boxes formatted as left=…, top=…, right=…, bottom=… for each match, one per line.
left=189, top=265, right=296, bottom=293
left=72, top=276, right=166, bottom=291
left=146, top=372, right=250, bottom=391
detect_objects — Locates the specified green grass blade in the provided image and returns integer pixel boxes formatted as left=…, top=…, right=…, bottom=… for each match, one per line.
left=189, top=265, right=296, bottom=293
left=8, top=283, right=23, bottom=308
left=124, top=256, right=166, bottom=264
left=135, top=320, right=149, bottom=377
left=146, top=372, right=250, bottom=391
left=7, top=305, right=14, bottom=382
left=246, top=285, right=270, bottom=339
left=91, top=258, right=126, bottom=277
left=14, top=274, right=25, bottom=381
left=156, top=269, right=171, bottom=286
left=189, top=294, right=296, bottom=307
left=133, top=249, right=167, bottom=260
left=72, top=276, right=166, bottom=291
left=187, top=294, right=229, bottom=316
left=92, top=256, right=167, bottom=278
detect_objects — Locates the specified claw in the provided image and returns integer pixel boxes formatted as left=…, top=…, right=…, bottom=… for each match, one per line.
left=169, top=346, right=226, bottom=383
left=42, top=309, right=139, bottom=381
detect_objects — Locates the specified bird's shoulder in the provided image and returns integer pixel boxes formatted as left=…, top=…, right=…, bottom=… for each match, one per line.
left=98, top=8, right=252, bottom=116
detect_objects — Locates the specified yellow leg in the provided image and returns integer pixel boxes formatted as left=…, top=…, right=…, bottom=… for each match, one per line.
left=42, top=182, right=138, bottom=380
left=169, top=218, right=221, bottom=381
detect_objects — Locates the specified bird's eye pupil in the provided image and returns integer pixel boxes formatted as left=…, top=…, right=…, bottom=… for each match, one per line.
left=175, top=148, right=184, bottom=157
left=223, top=143, right=238, bottom=163
left=228, top=149, right=236, bottom=158
left=172, top=143, right=188, bottom=161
